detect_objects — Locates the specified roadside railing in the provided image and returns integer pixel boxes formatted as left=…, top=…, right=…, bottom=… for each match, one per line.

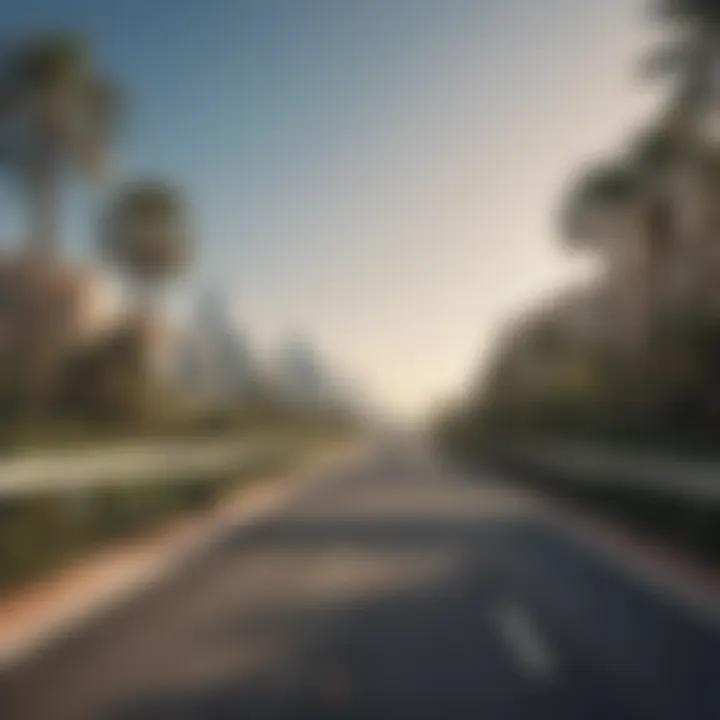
left=0, top=436, right=289, bottom=498
left=0, top=435, right=301, bottom=589
left=504, top=439, right=720, bottom=503
left=483, top=438, right=720, bottom=560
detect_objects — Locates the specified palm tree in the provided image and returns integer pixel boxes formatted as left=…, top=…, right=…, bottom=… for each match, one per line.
left=645, top=1, right=720, bottom=145
left=0, top=34, right=118, bottom=431
left=101, top=180, right=191, bottom=303
left=0, top=33, right=118, bottom=253
left=561, top=162, right=641, bottom=251
left=100, top=180, right=191, bottom=427
left=563, top=158, right=676, bottom=362
left=562, top=151, right=680, bottom=277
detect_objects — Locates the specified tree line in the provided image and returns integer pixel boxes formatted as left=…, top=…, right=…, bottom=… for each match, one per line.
left=439, top=1, right=720, bottom=458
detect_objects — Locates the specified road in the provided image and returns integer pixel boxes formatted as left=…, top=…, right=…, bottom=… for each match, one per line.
left=0, top=447, right=717, bottom=719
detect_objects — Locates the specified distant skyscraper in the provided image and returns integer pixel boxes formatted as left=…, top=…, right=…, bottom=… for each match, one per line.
left=276, top=335, right=327, bottom=408
left=175, top=291, right=257, bottom=408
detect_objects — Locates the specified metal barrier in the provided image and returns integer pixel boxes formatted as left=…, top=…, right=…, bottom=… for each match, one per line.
left=0, top=437, right=287, bottom=498
left=504, top=439, right=720, bottom=502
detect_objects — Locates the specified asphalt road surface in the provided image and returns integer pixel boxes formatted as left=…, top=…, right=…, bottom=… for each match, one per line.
left=0, top=447, right=718, bottom=719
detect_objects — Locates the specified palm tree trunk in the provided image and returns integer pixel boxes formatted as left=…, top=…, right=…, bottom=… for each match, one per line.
left=130, top=279, right=161, bottom=429
left=18, top=142, right=62, bottom=437
left=29, top=141, right=60, bottom=254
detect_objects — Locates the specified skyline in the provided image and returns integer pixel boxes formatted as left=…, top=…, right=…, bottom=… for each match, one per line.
left=0, top=0, right=666, bottom=415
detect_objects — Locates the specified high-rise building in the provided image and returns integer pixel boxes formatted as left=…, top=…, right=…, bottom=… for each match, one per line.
left=276, top=335, right=329, bottom=409
left=174, top=292, right=257, bottom=408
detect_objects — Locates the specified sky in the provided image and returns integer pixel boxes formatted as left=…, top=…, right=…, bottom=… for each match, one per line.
left=0, top=0, right=666, bottom=415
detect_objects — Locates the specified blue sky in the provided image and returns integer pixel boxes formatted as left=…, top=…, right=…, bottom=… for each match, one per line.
left=0, top=0, right=662, bottom=414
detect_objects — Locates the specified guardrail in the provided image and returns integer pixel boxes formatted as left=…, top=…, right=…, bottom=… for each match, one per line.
left=0, top=436, right=288, bottom=498
left=502, top=440, right=720, bottom=503
left=481, top=438, right=720, bottom=559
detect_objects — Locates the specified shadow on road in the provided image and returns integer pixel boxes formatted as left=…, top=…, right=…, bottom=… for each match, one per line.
left=99, top=511, right=719, bottom=720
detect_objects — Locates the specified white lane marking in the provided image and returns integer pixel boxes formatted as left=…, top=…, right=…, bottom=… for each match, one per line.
left=495, top=602, right=556, bottom=680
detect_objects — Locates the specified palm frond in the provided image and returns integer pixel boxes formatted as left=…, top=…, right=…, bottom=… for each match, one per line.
left=102, top=181, right=191, bottom=283
left=560, top=163, right=641, bottom=248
